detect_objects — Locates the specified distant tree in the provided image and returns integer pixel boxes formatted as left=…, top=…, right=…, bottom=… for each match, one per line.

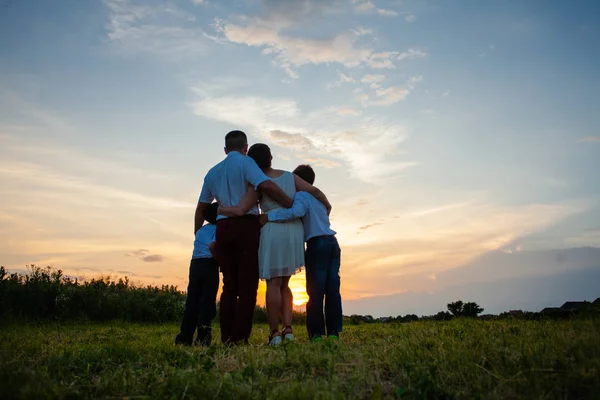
left=462, top=302, right=484, bottom=317
left=447, top=300, right=464, bottom=317
left=447, top=300, right=484, bottom=318
left=433, top=311, right=453, bottom=321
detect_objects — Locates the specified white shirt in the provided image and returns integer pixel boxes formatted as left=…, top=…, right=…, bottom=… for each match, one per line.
left=267, top=191, right=336, bottom=241
left=199, top=151, right=269, bottom=219
left=192, top=224, right=216, bottom=259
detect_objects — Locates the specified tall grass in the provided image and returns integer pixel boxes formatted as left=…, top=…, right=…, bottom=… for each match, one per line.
left=0, top=265, right=185, bottom=323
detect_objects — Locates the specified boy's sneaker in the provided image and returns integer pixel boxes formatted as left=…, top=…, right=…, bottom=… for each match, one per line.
left=268, top=329, right=282, bottom=346
left=327, top=334, right=340, bottom=340
left=282, top=326, right=294, bottom=341
left=312, top=336, right=324, bottom=342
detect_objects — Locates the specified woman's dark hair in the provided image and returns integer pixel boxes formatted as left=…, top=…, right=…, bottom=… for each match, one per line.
left=247, top=143, right=272, bottom=170
left=204, top=203, right=219, bottom=225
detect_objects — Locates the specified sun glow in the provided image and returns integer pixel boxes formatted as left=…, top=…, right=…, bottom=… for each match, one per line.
left=290, top=272, right=309, bottom=307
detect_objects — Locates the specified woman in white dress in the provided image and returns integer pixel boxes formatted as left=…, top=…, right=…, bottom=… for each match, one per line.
left=219, top=143, right=331, bottom=345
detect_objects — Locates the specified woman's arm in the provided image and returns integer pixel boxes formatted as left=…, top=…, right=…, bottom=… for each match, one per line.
left=217, top=186, right=259, bottom=217
left=293, top=174, right=332, bottom=215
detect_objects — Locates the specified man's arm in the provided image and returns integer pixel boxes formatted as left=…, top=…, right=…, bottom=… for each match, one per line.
left=243, top=157, right=293, bottom=208
left=194, top=202, right=209, bottom=234
left=196, top=178, right=214, bottom=234
left=267, top=194, right=309, bottom=222
left=293, top=174, right=332, bottom=215
left=218, top=186, right=259, bottom=217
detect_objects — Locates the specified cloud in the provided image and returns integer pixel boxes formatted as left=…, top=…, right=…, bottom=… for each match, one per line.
left=126, top=249, right=164, bottom=262
left=335, top=106, right=361, bottom=116
left=104, top=0, right=211, bottom=57
left=142, top=254, right=164, bottom=262
left=353, top=0, right=399, bottom=17
left=268, top=130, right=318, bottom=152
left=377, top=9, right=399, bottom=17
left=361, top=74, right=386, bottom=88
left=0, top=161, right=189, bottom=210
left=352, top=0, right=375, bottom=13
left=405, top=14, right=417, bottom=23
left=357, top=222, right=383, bottom=232
left=578, top=136, right=600, bottom=143
left=213, top=1, right=423, bottom=77
left=372, top=86, right=410, bottom=105
left=191, top=91, right=415, bottom=182
left=367, top=52, right=396, bottom=69
left=397, top=48, right=427, bottom=61
left=126, top=249, right=150, bottom=257
left=355, top=75, right=421, bottom=107
left=327, top=71, right=356, bottom=89
left=222, top=23, right=373, bottom=77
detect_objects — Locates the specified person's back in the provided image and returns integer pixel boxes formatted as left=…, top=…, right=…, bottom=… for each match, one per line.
left=258, top=170, right=305, bottom=280
left=203, top=152, right=261, bottom=214
left=262, top=164, right=342, bottom=341
left=196, top=130, right=277, bottom=345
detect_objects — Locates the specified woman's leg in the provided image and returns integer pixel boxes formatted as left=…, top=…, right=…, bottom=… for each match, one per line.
left=266, top=277, right=283, bottom=332
left=281, top=276, right=293, bottom=329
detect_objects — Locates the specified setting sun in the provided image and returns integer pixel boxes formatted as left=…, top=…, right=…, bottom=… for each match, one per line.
left=290, top=272, right=309, bottom=307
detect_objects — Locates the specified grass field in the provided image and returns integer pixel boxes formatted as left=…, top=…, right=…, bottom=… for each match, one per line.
left=1, top=319, right=599, bottom=399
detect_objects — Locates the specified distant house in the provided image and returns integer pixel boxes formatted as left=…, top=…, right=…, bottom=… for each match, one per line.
left=560, top=301, right=590, bottom=311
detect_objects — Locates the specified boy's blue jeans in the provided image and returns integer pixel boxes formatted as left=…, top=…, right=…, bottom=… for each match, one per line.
left=305, top=235, right=342, bottom=338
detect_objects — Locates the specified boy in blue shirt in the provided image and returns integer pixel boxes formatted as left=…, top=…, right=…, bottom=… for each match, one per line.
left=259, top=165, right=342, bottom=341
left=175, top=202, right=219, bottom=346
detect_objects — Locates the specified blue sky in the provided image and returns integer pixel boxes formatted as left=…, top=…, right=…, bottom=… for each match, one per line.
left=1, top=0, right=599, bottom=315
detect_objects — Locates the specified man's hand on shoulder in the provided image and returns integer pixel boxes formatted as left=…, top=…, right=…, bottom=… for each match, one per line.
left=259, top=214, right=269, bottom=226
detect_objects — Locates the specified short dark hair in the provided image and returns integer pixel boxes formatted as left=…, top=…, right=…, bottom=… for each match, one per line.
left=225, top=130, right=248, bottom=151
left=247, top=143, right=272, bottom=170
left=293, top=164, right=315, bottom=185
left=204, top=202, right=218, bottom=225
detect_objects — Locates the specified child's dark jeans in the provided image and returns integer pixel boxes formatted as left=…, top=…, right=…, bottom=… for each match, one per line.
left=178, top=257, right=219, bottom=345
left=305, top=235, right=342, bottom=339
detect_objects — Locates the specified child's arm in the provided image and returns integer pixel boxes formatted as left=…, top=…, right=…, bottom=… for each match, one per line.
left=218, top=185, right=259, bottom=217
left=293, top=174, right=332, bottom=215
left=266, top=193, right=310, bottom=223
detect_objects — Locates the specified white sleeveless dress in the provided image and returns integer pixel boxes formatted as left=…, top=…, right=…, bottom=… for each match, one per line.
left=258, top=171, right=305, bottom=280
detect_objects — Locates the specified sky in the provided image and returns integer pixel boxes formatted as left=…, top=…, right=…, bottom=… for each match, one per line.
left=1, top=0, right=599, bottom=316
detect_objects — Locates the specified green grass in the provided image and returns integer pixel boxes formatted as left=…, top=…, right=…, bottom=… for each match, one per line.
left=1, top=319, right=599, bottom=399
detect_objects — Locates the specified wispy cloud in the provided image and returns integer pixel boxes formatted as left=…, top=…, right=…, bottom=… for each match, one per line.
left=327, top=71, right=356, bottom=89
left=357, top=222, right=383, bottom=232
left=191, top=88, right=415, bottom=181
left=355, top=75, right=422, bottom=107
left=104, top=0, right=211, bottom=57
left=353, top=0, right=399, bottom=17
left=211, top=1, right=424, bottom=77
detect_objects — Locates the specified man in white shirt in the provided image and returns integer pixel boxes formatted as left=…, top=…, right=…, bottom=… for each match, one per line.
left=196, top=131, right=330, bottom=345
left=259, top=165, right=342, bottom=341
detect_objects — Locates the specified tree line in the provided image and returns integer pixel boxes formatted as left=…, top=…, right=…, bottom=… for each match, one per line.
left=1, top=266, right=598, bottom=324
